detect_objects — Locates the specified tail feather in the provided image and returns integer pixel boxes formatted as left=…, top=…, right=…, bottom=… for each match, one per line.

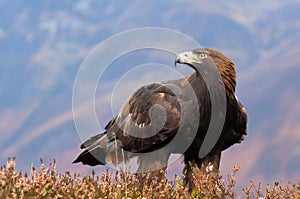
left=73, top=147, right=106, bottom=166
left=73, top=133, right=108, bottom=166
left=80, top=133, right=106, bottom=149
left=73, top=132, right=128, bottom=166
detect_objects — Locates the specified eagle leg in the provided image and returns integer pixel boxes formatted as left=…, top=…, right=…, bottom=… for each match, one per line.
left=183, top=152, right=221, bottom=193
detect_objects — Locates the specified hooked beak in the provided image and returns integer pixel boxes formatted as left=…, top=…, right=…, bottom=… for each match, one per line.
left=175, top=51, right=194, bottom=67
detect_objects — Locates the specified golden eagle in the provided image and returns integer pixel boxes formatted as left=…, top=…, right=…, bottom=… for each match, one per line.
left=73, top=48, right=247, bottom=186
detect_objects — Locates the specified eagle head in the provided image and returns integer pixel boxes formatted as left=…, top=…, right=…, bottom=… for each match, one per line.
left=175, top=48, right=236, bottom=96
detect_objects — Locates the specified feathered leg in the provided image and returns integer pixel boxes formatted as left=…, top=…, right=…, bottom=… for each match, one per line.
left=196, top=151, right=221, bottom=172
left=183, top=161, right=196, bottom=193
left=183, top=151, right=221, bottom=192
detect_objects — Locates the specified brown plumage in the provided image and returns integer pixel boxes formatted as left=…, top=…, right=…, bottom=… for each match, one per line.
left=73, top=48, right=247, bottom=188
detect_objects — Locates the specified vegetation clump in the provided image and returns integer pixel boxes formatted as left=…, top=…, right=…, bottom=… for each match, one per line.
left=0, top=158, right=299, bottom=198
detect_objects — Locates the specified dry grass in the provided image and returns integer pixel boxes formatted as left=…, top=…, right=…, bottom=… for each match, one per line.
left=0, top=158, right=299, bottom=199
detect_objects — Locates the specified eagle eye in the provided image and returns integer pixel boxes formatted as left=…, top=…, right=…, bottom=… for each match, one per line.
left=199, top=53, right=207, bottom=58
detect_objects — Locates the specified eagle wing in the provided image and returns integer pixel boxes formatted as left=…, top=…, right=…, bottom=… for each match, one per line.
left=74, top=82, right=183, bottom=165
left=222, top=99, right=247, bottom=150
left=105, top=83, right=182, bottom=153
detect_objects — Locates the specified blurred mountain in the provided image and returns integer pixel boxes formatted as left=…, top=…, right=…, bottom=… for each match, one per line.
left=0, top=0, right=299, bottom=189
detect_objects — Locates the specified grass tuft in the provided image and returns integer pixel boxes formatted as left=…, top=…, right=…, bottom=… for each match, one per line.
left=0, top=158, right=299, bottom=198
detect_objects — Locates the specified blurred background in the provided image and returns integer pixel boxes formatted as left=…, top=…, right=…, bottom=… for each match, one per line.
left=1, top=0, right=300, bottom=192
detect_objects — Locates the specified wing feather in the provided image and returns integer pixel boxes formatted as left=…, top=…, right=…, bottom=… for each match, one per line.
left=222, top=99, right=247, bottom=150
left=105, top=83, right=181, bottom=153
